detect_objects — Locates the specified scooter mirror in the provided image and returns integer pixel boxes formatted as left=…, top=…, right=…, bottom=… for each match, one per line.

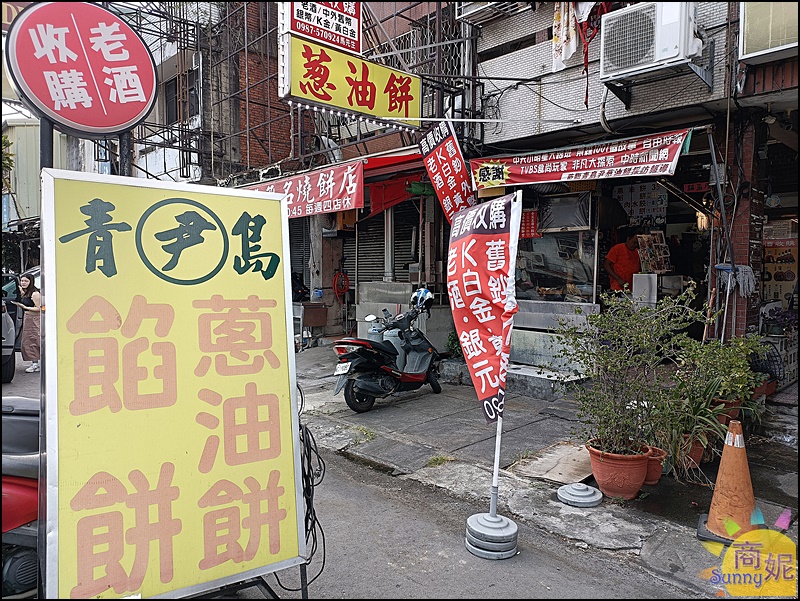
left=365, top=314, right=377, bottom=322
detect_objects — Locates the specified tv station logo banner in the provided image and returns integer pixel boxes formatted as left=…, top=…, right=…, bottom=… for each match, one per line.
left=41, top=169, right=305, bottom=598
left=279, top=34, right=421, bottom=126
left=280, top=1, right=362, bottom=55
left=447, top=192, right=522, bottom=424
left=470, top=129, right=691, bottom=189
left=5, top=2, right=157, bottom=137
left=418, top=121, right=477, bottom=224
left=246, top=160, right=363, bottom=219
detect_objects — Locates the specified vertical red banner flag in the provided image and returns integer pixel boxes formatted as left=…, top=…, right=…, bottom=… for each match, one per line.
left=418, top=121, right=477, bottom=224
left=447, top=192, right=522, bottom=423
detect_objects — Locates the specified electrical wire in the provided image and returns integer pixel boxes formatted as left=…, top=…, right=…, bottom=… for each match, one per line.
left=271, top=389, right=327, bottom=593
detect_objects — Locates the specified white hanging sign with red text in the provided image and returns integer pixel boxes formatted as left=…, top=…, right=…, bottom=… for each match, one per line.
left=447, top=192, right=522, bottom=423
left=282, top=1, right=362, bottom=55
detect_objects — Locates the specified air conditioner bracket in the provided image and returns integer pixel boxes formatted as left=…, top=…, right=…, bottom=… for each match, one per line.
left=603, top=39, right=715, bottom=110
left=604, top=81, right=632, bottom=109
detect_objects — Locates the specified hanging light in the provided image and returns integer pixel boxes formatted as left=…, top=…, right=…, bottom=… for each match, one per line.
left=696, top=211, right=711, bottom=231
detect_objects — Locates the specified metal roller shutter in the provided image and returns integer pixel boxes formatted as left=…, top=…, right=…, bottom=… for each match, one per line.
left=393, top=200, right=419, bottom=282
left=289, top=216, right=311, bottom=286
left=345, top=213, right=385, bottom=283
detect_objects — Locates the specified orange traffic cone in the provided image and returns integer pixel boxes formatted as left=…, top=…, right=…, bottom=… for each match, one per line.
left=697, top=420, right=759, bottom=544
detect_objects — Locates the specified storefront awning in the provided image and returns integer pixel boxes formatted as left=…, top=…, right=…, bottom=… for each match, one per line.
left=362, top=146, right=423, bottom=179
left=364, top=173, right=423, bottom=220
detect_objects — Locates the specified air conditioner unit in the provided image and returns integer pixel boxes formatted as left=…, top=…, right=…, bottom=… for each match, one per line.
left=600, top=2, right=704, bottom=82
left=456, top=2, right=530, bottom=25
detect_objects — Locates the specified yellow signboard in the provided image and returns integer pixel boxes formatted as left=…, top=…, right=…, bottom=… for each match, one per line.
left=287, top=34, right=421, bottom=126
left=41, top=169, right=305, bottom=599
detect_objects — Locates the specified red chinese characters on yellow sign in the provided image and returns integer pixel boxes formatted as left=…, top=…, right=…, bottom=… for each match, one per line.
left=447, top=193, right=522, bottom=423
left=287, top=35, right=421, bottom=125
left=66, top=295, right=177, bottom=415
left=62, top=291, right=290, bottom=597
left=69, top=463, right=181, bottom=598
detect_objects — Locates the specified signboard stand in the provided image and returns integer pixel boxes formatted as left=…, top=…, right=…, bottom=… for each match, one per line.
left=185, top=567, right=307, bottom=599
left=445, top=191, right=523, bottom=560
left=465, top=417, right=518, bottom=559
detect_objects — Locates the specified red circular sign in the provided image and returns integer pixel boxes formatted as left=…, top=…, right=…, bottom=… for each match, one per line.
left=4, top=2, right=157, bottom=137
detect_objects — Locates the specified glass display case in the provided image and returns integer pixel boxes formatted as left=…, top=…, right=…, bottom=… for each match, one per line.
left=515, top=230, right=598, bottom=303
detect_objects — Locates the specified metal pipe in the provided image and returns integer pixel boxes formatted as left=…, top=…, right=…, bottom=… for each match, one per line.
left=354, top=220, right=359, bottom=305
left=489, top=416, right=503, bottom=518
left=592, top=228, right=599, bottom=304
left=118, top=131, right=132, bottom=176
left=383, top=206, right=395, bottom=282
left=40, top=118, right=53, bottom=169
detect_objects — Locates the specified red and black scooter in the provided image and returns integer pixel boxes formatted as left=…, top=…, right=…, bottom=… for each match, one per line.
left=332, top=288, right=442, bottom=413
left=2, top=395, right=40, bottom=598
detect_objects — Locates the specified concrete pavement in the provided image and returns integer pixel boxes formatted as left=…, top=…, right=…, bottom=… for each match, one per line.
left=294, top=343, right=798, bottom=597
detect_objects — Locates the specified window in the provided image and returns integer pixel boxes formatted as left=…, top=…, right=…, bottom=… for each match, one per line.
left=164, top=69, right=199, bottom=125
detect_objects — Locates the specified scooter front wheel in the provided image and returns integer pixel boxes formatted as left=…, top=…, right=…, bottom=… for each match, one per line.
left=344, top=380, right=376, bottom=413
left=427, top=370, right=442, bottom=394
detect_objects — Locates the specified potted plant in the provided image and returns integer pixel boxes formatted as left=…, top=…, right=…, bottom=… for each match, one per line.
left=673, top=335, right=768, bottom=427
left=644, top=445, right=668, bottom=486
left=655, top=376, right=729, bottom=479
left=553, top=283, right=707, bottom=499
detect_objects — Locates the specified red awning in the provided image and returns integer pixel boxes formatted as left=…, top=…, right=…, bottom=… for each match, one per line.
left=362, top=147, right=423, bottom=179
left=365, top=173, right=423, bottom=219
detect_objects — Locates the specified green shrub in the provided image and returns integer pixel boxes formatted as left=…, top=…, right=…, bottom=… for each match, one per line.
left=446, top=330, right=463, bottom=359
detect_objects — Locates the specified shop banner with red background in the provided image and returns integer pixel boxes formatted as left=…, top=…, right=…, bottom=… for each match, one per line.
left=246, top=160, right=363, bottom=219
left=419, top=121, right=476, bottom=224
left=470, top=129, right=690, bottom=190
left=447, top=192, right=522, bottom=423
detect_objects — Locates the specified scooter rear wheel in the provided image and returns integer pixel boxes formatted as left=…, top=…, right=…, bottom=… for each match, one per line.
left=344, top=380, right=376, bottom=413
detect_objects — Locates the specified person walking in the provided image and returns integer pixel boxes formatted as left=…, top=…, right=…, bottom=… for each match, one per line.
left=12, top=273, right=41, bottom=373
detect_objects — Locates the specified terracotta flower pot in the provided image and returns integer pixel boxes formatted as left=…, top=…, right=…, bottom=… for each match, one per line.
left=586, top=440, right=651, bottom=500
left=681, top=435, right=705, bottom=469
left=713, top=398, right=742, bottom=427
left=752, top=380, right=776, bottom=399
left=644, top=446, right=667, bottom=486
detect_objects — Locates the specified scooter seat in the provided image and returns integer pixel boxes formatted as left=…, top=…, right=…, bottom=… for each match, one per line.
left=370, top=340, right=399, bottom=355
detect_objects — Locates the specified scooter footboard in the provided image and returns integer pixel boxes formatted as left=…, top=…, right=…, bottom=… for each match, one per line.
left=404, top=351, right=433, bottom=375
